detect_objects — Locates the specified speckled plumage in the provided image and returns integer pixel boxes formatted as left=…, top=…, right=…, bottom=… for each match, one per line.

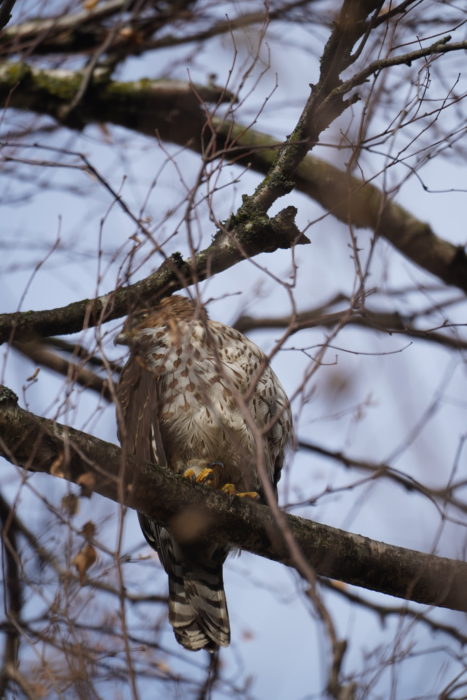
left=116, top=295, right=292, bottom=651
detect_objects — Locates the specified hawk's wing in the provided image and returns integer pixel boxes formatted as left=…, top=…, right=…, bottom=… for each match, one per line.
left=116, top=357, right=166, bottom=468
left=211, top=321, right=292, bottom=494
left=117, top=356, right=230, bottom=651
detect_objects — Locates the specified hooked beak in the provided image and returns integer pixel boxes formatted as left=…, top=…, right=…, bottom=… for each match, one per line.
left=114, top=330, right=129, bottom=346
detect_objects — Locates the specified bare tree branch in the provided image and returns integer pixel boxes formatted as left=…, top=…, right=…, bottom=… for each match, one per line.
left=336, top=36, right=467, bottom=96
left=231, top=0, right=385, bottom=218
left=0, top=384, right=466, bottom=613
left=216, top=121, right=467, bottom=295
left=0, top=0, right=17, bottom=32
left=0, top=0, right=128, bottom=45
left=322, top=579, right=467, bottom=647
left=0, top=61, right=234, bottom=133
left=0, top=491, right=22, bottom=698
left=2, top=0, right=466, bottom=693
left=13, top=340, right=113, bottom=400
left=298, top=440, right=467, bottom=516
left=0, top=1, right=313, bottom=57
left=2, top=61, right=466, bottom=295
left=235, top=306, right=467, bottom=352
left=0, top=205, right=306, bottom=343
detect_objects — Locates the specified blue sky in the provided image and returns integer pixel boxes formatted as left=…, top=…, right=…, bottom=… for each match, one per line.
left=1, top=2, right=467, bottom=697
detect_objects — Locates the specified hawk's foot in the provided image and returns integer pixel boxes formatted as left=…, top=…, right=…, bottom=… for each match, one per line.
left=236, top=491, right=260, bottom=500
left=195, top=467, right=215, bottom=484
left=182, top=461, right=224, bottom=487
left=221, top=483, right=259, bottom=500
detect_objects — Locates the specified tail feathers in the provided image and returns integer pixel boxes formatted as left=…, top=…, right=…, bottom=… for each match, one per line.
left=138, top=515, right=230, bottom=651
left=169, top=563, right=230, bottom=651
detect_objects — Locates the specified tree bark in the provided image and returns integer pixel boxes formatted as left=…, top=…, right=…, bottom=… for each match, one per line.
left=1, top=384, right=466, bottom=613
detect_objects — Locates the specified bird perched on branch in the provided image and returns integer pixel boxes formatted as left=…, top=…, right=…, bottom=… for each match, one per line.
left=116, top=295, right=292, bottom=651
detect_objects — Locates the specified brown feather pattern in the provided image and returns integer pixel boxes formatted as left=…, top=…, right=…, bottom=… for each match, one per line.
left=116, top=295, right=292, bottom=651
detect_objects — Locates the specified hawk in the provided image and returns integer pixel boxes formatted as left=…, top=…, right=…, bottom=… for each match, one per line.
left=116, top=295, right=292, bottom=651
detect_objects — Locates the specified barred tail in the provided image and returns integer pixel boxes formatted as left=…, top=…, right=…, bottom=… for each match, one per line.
left=138, top=513, right=230, bottom=651
left=169, top=560, right=230, bottom=651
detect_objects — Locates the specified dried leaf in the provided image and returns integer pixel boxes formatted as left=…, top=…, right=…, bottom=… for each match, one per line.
left=26, top=367, right=40, bottom=382
left=118, top=27, right=136, bottom=41
left=80, top=521, right=96, bottom=539
left=330, top=580, right=347, bottom=591
left=73, top=544, right=97, bottom=584
left=61, top=493, right=79, bottom=516
left=50, top=454, right=66, bottom=478
left=155, top=660, right=171, bottom=675
left=169, top=506, right=212, bottom=543
left=77, top=472, right=96, bottom=498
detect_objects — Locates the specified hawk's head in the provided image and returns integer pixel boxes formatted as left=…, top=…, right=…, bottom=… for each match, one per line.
left=115, top=295, right=208, bottom=349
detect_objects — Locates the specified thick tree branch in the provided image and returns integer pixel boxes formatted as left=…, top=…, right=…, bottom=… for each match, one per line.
left=0, top=491, right=22, bottom=698
left=2, top=61, right=465, bottom=295
left=0, top=0, right=313, bottom=57
left=215, top=122, right=467, bottom=295
left=0, top=384, right=466, bottom=613
left=0, top=0, right=17, bottom=32
left=0, top=0, right=182, bottom=57
left=13, top=340, right=113, bottom=400
left=14, top=334, right=465, bottom=516
left=0, top=0, right=128, bottom=49
left=233, top=0, right=384, bottom=217
left=0, top=61, right=233, bottom=135
left=0, top=206, right=306, bottom=343
left=44, top=336, right=121, bottom=373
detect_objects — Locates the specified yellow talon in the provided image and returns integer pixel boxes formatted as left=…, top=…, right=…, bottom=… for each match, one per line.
left=195, top=467, right=215, bottom=484
left=221, top=484, right=260, bottom=500
left=182, top=467, right=197, bottom=480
